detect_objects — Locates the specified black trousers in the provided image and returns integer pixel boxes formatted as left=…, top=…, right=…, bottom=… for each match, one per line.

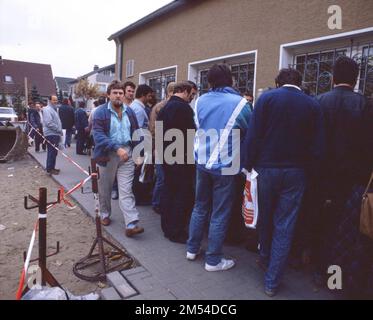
left=35, top=127, right=46, bottom=151
left=161, top=164, right=195, bottom=239
left=76, top=129, right=88, bottom=154
left=132, top=166, right=153, bottom=205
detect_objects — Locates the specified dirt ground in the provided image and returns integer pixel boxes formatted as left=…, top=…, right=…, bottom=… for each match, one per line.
left=0, top=154, right=133, bottom=300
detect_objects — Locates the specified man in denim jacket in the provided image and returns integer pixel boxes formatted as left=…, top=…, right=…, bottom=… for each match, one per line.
left=92, top=80, right=144, bottom=237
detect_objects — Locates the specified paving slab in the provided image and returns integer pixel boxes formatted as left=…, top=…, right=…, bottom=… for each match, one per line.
left=100, top=287, right=122, bottom=300
left=107, top=271, right=138, bottom=299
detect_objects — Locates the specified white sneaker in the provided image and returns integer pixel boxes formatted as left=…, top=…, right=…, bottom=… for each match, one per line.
left=186, top=248, right=201, bottom=261
left=205, top=258, right=235, bottom=272
left=186, top=252, right=198, bottom=261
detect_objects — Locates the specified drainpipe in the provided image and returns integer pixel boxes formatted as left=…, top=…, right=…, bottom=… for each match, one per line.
left=114, top=38, right=123, bottom=81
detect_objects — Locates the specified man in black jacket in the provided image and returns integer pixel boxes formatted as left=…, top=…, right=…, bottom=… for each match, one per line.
left=313, top=56, right=373, bottom=284
left=74, top=101, right=89, bottom=155
left=157, top=81, right=196, bottom=244
left=29, top=101, right=46, bottom=152
left=317, top=56, right=373, bottom=201
left=58, top=98, right=75, bottom=147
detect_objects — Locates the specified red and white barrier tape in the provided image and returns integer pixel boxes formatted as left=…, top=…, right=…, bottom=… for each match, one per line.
left=27, top=121, right=90, bottom=176
left=15, top=170, right=98, bottom=299
left=15, top=220, right=38, bottom=300
left=16, top=120, right=97, bottom=299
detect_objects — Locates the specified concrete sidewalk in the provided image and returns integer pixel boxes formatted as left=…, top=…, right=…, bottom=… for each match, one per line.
left=29, top=144, right=335, bottom=300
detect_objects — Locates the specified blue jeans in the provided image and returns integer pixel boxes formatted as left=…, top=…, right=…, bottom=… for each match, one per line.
left=256, top=167, right=306, bottom=290
left=45, top=135, right=60, bottom=171
left=65, top=128, right=73, bottom=147
left=187, top=168, right=236, bottom=266
left=152, top=164, right=164, bottom=209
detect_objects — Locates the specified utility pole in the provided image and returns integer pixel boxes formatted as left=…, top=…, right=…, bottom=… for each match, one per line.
left=24, top=77, right=28, bottom=108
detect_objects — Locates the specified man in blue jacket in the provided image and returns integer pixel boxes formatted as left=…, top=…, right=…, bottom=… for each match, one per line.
left=92, top=80, right=144, bottom=237
left=187, top=64, right=251, bottom=271
left=243, top=68, right=324, bottom=296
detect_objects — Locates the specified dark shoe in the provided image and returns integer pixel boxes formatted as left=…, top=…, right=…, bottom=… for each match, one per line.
left=168, top=234, right=188, bottom=244
left=101, top=217, right=111, bottom=226
left=125, top=226, right=144, bottom=237
left=47, top=169, right=59, bottom=175
left=245, top=240, right=259, bottom=253
left=77, top=152, right=87, bottom=155
left=264, top=287, right=277, bottom=297
left=152, top=206, right=161, bottom=214
left=111, top=190, right=119, bottom=200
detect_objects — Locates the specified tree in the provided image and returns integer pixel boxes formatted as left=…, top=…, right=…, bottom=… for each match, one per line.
left=74, top=79, right=100, bottom=104
left=31, top=85, right=41, bottom=103
left=12, top=85, right=25, bottom=118
left=0, top=89, right=9, bottom=107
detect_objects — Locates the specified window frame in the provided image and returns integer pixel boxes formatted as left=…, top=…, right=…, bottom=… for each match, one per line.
left=279, top=27, right=373, bottom=98
left=139, top=65, right=177, bottom=101
left=3, top=75, right=13, bottom=83
left=188, top=50, right=258, bottom=98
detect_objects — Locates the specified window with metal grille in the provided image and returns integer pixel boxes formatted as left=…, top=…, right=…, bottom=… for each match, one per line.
left=199, top=70, right=209, bottom=95
left=198, top=62, right=255, bottom=96
left=231, top=63, right=255, bottom=95
left=292, top=43, right=373, bottom=97
left=147, top=73, right=175, bottom=101
left=358, top=44, right=373, bottom=98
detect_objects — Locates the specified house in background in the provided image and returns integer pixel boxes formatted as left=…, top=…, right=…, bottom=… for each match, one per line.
left=54, top=76, right=75, bottom=101
left=109, top=0, right=373, bottom=102
left=69, top=64, right=115, bottom=109
left=0, top=58, right=56, bottom=109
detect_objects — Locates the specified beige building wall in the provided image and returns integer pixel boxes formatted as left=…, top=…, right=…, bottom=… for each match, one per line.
left=116, top=0, right=373, bottom=95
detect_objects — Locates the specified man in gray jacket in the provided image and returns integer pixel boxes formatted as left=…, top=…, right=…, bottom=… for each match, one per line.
left=43, top=95, right=63, bottom=175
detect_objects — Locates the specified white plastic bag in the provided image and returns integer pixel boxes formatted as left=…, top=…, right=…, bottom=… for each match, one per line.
left=139, top=152, right=153, bottom=184
left=22, top=286, right=68, bottom=300
left=22, top=286, right=100, bottom=300
left=242, top=169, right=259, bottom=229
left=58, top=130, right=66, bottom=150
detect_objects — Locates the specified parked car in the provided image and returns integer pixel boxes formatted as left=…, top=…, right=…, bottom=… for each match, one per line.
left=0, top=107, right=18, bottom=122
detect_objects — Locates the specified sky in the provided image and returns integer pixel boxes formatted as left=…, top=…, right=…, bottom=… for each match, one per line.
left=0, top=0, right=172, bottom=78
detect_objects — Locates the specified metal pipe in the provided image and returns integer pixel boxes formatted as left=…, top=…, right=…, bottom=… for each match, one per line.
left=38, top=187, right=47, bottom=286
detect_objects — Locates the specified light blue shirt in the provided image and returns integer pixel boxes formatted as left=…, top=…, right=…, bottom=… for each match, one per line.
left=130, top=99, right=149, bottom=129
left=108, top=102, right=131, bottom=147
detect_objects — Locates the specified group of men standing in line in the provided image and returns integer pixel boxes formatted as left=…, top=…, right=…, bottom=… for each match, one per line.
left=31, top=55, right=373, bottom=297
left=28, top=96, right=100, bottom=175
